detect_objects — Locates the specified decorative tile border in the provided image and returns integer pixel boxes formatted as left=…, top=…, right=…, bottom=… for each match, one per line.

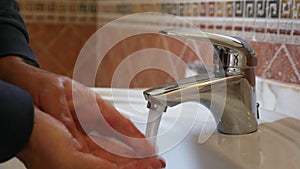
left=96, top=1, right=300, bottom=44
left=17, top=0, right=300, bottom=44
left=17, top=0, right=97, bottom=24
left=97, top=0, right=300, bottom=19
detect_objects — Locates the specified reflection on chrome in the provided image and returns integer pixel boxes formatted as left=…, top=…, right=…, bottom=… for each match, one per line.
left=144, top=29, right=258, bottom=135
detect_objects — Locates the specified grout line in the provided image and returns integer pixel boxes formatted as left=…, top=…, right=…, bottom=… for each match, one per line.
left=261, top=43, right=283, bottom=77
left=282, top=44, right=300, bottom=81
left=38, top=25, right=70, bottom=55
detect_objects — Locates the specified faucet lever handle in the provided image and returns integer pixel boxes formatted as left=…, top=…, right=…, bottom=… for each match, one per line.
left=160, top=29, right=257, bottom=68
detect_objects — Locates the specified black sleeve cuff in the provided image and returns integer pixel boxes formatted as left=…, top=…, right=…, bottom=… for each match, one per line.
left=0, top=0, right=39, bottom=67
left=0, top=24, right=39, bottom=67
left=0, top=80, right=34, bottom=163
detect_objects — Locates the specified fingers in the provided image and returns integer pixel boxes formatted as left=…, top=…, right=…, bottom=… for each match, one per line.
left=68, top=83, right=156, bottom=156
left=96, top=98, right=156, bottom=157
left=84, top=136, right=166, bottom=169
left=85, top=135, right=134, bottom=165
left=38, top=77, right=89, bottom=152
left=65, top=80, right=156, bottom=157
left=87, top=135, right=134, bottom=157
left=66, top=81, right=101, bottom=133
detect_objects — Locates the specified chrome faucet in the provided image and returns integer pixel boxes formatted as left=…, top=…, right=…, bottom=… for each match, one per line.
left=143, top=29, right=258, bottom=135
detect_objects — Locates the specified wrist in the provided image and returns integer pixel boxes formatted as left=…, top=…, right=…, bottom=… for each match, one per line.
left=0, top=56, right=38, bottom=85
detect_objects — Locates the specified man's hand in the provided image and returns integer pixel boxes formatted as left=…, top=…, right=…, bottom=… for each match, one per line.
left=0, top=56, right=165, bottom=168
left=18, top=107, right=165, bottom=169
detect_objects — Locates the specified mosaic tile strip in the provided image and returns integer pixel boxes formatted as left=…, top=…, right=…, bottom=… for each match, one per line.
left=17, top=0, right=97, bottom=24
left=96, top=0, right=300, bottom=44
left=17, top=0, right=300, bottom=44
left=97, top=0, right=299, bottom=19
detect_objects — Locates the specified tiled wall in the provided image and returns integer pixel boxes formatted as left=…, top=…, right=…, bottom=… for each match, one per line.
left=17, top=0, right=97, bottom=77
left=17, top=0, right=300, bottom=87
left=25, top=23, right=97, bottom=77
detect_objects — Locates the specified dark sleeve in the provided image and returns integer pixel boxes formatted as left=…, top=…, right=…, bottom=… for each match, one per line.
left=0, top=80, right=34, bottom=163
left=0, top=0, right=39, bottom=67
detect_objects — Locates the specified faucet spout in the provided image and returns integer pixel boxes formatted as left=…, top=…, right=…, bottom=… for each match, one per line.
left=144, top=73, right=242, bottom=108
left=143, top=73, right=258, bottom=135
left=143, top=29, right=259, bottom=135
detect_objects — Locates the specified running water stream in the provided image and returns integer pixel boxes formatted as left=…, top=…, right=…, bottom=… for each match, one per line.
left=145, top=109, right=163, bottom=148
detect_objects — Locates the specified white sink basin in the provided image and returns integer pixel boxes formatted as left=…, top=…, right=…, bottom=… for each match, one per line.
left=93, top=88, right=238, bottom=169
left=93, top=88, right=300, bottom=169
left=1, top=88, right=300, bottom=169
